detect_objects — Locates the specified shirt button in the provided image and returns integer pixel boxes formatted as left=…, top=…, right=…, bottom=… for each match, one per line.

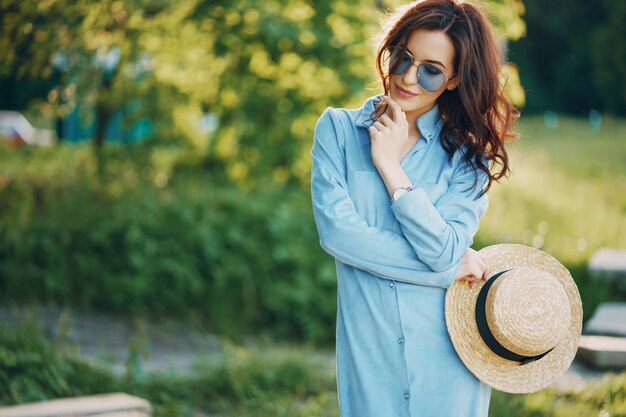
left=389, top=282, right=395, bottom=288
left=398, top=337, right=404, bottom=344
left=403, top=393, right=410, bottom=400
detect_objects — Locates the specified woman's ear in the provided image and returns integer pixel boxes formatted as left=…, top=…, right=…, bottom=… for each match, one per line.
left=446, top=76, right=460, bottom=91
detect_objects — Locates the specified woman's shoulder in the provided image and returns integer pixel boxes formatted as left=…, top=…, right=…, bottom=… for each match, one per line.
left=316, top=95, right=381, bottom=130
left=314, top=107, right=347, bottom=143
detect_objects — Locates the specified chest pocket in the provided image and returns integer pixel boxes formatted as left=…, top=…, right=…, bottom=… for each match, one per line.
left=347, top=170, right=394, bottom=230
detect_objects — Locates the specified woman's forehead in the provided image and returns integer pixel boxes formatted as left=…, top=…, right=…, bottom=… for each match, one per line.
left=405, top=29, right=455, bottom=68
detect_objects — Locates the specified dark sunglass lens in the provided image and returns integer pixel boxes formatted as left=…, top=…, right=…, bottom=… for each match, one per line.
left=417, top=63, right=445, bottom=92
left=389, top=50, right=412, bottom=75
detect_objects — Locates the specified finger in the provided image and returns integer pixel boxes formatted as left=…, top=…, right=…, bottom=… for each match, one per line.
left=474, top=255, right=488, bottom=278
left=483, top=256, right=492, bottom=279
left=468, top=262, right=483, bottom=281
left=368, top=125, right=381, bottom=138
left=372, top=121, right=387, bottom=131
left=482, top=264, right=491, bottom=280
left=384, top=96, right=403, bottom=123
left=378, top=114, right=394, bottom=127
left=467, top=249, right=488, bottom=280
left=462, top=273, right=479, bottom=282
left=478, top=252, right=491, bottom=280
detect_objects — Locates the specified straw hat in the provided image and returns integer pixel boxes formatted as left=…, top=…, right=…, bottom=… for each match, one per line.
left=444, top=243, right=583, bottom=394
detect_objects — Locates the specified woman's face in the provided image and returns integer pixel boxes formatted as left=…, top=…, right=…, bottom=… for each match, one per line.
left=388, top=29, right=459, bottom=116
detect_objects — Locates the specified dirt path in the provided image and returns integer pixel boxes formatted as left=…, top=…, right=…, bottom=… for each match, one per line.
left=0, top=304, right=224, bottom=376
left=1, top=303, right=621, bottom=393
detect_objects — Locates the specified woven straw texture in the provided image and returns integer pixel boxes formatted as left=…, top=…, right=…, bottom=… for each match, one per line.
left=444, top=244, right=583, bottom=394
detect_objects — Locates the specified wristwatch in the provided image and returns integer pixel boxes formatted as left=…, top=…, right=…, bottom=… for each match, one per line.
left=391, top=186, right=413, bottom=203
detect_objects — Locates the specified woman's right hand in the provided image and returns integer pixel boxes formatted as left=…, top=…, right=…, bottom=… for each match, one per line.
left=455, top=247, right=491, bottom=288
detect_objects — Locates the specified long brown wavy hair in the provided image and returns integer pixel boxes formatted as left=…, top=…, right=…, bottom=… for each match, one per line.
left=372, top=0, right=518, bottom=197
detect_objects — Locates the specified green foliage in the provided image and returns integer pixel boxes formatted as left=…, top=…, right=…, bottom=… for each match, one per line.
left=589, top=0, right=626, bottom=115
left=0, top=141, right=338, bottom=344
left=2, top=115, right=626, bottom=342
left=0, top=319, right=71, bottom=404
left=0, top=318, right=117, bottom=405
left=0, top=0, right=525, bottom=178
left=125, top=342, right=338, bottom=416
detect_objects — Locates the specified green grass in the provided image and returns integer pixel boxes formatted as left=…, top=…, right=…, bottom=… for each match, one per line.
left=490, top=374, right=626, bottom=417
left=476, top=116, right=626, bottom=321
left=479, top=115, right=626, bottom=264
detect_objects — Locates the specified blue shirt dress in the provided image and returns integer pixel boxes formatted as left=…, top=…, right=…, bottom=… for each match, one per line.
left=310, top=94, right=492, bottom=417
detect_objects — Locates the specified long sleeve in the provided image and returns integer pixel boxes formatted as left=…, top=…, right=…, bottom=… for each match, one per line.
left=391, top=154, right=489, bottom=272
left=311, top=107, right=460, bottom=289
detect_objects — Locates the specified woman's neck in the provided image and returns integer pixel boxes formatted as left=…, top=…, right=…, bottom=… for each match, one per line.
left=383, top=104, right=434, bottom=138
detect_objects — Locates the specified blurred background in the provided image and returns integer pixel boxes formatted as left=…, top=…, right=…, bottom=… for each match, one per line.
left=0, top=0, right=625, bottom=416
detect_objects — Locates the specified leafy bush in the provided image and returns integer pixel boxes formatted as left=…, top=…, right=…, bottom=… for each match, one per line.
left=2, top=116, right=626, bottom=344
left=0, top=319, right=117, bottom=405
left=0, top=143, right=337, bottom=344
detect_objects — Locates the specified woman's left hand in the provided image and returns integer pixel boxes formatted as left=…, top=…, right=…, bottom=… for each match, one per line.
left=455, top=248, right=491, bottom=288
left=368, top=96, right=410, bottom=169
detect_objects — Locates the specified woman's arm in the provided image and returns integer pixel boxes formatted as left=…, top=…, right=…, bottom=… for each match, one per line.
left=390, top=162, right=489, bottom=272
left=311, top=106, right=461, bottom=289
left=369, top=97, right=489, bottom=273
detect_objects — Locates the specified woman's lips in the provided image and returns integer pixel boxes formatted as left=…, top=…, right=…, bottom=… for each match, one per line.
left=396, top=84, right=418, bottom=98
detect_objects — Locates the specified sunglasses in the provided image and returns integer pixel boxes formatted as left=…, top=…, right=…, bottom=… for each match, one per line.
left=388, top=47, right=455, bottom=93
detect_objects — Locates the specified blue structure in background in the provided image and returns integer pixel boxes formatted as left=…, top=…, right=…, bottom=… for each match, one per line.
left=61, top=103, right=153, bottom=143
left=54, top=47, right=153, bottom=143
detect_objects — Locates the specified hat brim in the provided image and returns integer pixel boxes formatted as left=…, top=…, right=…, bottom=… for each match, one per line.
left=444, top=243, right=583, bottom=394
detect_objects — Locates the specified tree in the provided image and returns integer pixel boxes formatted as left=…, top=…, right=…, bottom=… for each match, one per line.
left=1, top=0, right=526, bottom=177
left=508, top=0, right=624, bottom=115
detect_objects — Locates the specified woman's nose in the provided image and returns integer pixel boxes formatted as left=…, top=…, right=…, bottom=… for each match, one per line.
left=402, top=63, right=419, bottom=86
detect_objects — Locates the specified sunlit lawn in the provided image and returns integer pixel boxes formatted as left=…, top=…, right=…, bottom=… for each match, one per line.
left=478, top=115, right=626, bottom=265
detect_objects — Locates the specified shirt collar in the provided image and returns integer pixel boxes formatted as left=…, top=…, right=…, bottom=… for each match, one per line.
left=355, top=94, right=443, bottom=143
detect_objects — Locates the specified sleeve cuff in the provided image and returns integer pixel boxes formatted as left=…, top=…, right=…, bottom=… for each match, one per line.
left=390, top=186, right=428, bottom=209
left=445, top=257, right=462, bottom=289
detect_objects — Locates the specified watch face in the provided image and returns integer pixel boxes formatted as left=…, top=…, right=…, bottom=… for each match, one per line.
left=393, top=188, right=409, bottom=201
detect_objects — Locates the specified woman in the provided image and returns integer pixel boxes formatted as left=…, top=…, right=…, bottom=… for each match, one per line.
left=310, top=0, right=517, bottom=416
